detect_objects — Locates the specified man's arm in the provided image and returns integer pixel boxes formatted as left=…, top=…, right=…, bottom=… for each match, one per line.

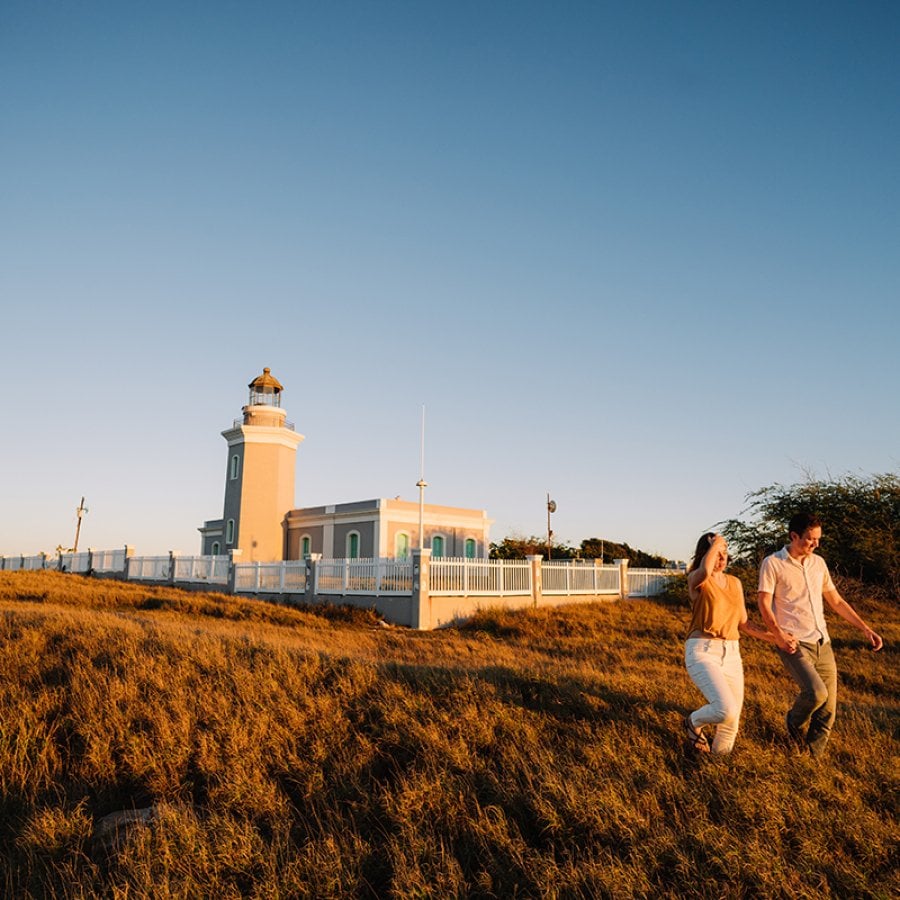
left=823, top=589, right=884, bottom=650
left=757, top=590, right=798, bottom=653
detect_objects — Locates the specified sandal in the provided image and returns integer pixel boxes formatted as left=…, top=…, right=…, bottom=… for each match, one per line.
left=683, top=715, right=710, bottom=753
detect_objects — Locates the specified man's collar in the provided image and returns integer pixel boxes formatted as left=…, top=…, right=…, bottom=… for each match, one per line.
left=781, top=545, right=816, bottom=566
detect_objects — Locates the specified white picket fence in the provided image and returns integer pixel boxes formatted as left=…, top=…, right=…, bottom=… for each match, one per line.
left=628, top=568, right=679, bottom=597
left=431, top=557, right=532, bottom=596
left=541, top=560, right=620, bottom=595
left=126, top=556, right=171, bottom=580
left=90, top=548, right=127, bottom=573
left=173, top=555, right=230, bottom=585
left=234, top=561, right=308, bottom=594
left=315, top=557, right=413, bottom=596
left=60, top=552, right=91, bottom=573
left=1, top=550, right=679, bottom=607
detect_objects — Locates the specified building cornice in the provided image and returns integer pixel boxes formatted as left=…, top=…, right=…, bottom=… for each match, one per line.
left=222, top=425, right=305, bottom=450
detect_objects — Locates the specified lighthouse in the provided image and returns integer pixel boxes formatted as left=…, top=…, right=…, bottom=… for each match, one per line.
left=199, top=368, right=304, bottom=562
left=200, top=368, right=492, bottom=564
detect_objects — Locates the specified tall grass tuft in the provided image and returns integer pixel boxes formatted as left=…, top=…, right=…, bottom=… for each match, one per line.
left=0, top=570, right=896, bottom=898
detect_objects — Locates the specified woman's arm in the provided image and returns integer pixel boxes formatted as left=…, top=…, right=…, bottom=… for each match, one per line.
left=737, top=580, right=795, bottom=649
left=687, top=534, right=725, bottom=593
left=738, top=618, right=792, bottom=648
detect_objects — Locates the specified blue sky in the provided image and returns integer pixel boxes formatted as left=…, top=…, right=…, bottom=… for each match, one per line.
left=2, top=1, right=898, bottom=561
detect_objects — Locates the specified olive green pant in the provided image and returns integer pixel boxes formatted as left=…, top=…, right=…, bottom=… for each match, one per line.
left=777, top=640, right=837, bottom=756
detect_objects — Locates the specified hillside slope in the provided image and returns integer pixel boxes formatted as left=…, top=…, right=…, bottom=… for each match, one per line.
left=0, top=571, right=896, bottom=898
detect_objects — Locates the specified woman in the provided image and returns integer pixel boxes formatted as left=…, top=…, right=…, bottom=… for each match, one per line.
left=683, top=533, right=789, bottom=754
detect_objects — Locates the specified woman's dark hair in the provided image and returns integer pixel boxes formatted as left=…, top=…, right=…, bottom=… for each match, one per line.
left=789, top=512, right=822, bottom=538
left=688, top=532, right=717, bottom=573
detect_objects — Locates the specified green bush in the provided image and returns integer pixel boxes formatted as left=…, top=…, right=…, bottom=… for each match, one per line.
left=720, top=472, right=900, bottom=592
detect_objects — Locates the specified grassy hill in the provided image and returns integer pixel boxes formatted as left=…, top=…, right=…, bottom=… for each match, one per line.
left=0, top=570, right=896, bottom=898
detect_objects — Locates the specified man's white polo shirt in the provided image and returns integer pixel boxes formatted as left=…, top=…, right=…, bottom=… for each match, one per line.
left=758, top=547, right=835, bottom=644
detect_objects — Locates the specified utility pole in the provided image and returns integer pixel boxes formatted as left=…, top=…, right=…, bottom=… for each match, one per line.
left=73, top=496, right=88, bottom=553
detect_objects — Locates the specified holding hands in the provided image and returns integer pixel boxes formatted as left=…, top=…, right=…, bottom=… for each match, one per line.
left=779, top=632, right=798, bottom=654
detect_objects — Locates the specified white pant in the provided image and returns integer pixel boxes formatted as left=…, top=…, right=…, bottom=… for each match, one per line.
left=684, top=638, right=744, bottom=754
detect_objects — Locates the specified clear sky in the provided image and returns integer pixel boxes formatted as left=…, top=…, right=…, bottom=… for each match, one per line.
left=2, top=1, right=898, bottom=562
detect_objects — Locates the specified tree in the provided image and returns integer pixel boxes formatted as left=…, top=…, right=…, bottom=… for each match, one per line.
left=719, top=472, right=900, bottom=591
left=489, top=534, right=666, bottom=566
left=578, top=538, right=667, bottom=568
left=489, top=534, right=575, bottom=559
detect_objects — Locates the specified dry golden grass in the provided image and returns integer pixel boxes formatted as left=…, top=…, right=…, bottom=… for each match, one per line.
left=0, top=570, right=896, bottom=898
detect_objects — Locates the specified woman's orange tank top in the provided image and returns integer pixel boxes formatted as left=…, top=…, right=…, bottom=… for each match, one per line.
left=687, top=574, right=744, bottom=641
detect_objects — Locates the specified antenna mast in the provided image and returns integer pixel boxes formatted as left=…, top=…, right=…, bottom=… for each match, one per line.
left=546, top=493, right=556, bottom=560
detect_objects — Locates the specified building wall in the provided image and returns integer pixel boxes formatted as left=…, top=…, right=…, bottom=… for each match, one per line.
left=286, top=524, right=324, bottom=559
left=285, top=502, right=379, bottom=558
left=332, top=521, right=376, bottom=558
left=219, top=417, right=304, bottom=563
left=221, top=444, right=245, bottom=550
left=284, top=499, right=493, bottom=560
left=199, top=519, right=224, bottom=555
left=236, top=442, right=294, bottom=561
left=380, top=499, right=491, bottom=557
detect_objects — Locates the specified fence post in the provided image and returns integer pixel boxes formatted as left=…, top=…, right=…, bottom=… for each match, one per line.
left=527, top=555, right=543, bottom=607
left=168, top=551, right=181, bottom=585
left=304, top=554, right=322, bottom=605
left=615, top=558, right=630, bottom=599
left=411, top=548, right=432, bottom=630
left=227, top=549, right=243, bottom=594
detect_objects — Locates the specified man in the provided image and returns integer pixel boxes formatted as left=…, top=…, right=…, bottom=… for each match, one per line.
left=757, top=512, right=883, bottom=756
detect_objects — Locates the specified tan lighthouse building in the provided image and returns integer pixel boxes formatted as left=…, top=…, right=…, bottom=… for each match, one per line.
left=200, top=369, right=492, bottom=562
left=199, top=368, right=304, bottom=562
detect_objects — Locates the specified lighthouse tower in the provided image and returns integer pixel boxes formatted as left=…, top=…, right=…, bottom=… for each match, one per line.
left=203, top=368, right=304, bottom=562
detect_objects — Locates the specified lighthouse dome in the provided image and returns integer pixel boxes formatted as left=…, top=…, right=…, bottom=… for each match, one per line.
left=248, top=367, right=283, bottom=407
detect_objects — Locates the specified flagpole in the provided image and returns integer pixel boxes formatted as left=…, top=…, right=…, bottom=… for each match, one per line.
left=416, top=405, right=427, bottom=550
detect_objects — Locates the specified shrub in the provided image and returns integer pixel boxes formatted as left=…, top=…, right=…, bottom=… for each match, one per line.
left=720, top=472, right=900, bottom=591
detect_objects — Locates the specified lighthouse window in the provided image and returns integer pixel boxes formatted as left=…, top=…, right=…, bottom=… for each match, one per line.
left=230, top=455, right=240, bottom=480
left=226, top=519, right=235, bottom=544
left=346, top=531, right=360, bottom=559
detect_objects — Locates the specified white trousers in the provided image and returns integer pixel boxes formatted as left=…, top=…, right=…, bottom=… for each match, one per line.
left=684, top=638, right=744, bottom=754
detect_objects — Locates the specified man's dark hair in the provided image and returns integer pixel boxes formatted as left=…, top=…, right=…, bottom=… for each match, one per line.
left=789, top=511, right=822, bottom=537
